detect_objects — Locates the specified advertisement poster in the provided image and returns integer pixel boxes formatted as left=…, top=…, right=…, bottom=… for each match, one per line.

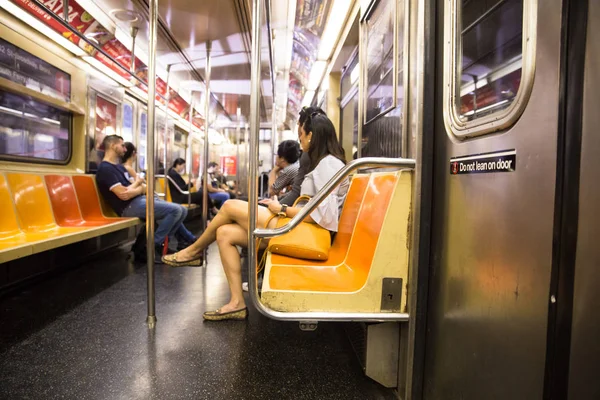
left=220, top=155, right=237, bottom=176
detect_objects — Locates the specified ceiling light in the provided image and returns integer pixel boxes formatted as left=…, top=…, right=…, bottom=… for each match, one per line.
left=307, top=61, right=327, bottom=91
left=302, top=90, right=315, bottom=107
left=82, top=56, right=134, bottom=87
left=317, top=0, right=353, bottom=60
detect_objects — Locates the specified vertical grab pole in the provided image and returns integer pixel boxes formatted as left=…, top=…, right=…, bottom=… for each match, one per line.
left=63, top=0, right=69, bottom=22
left=145, top=0, right=159, bottom=327
left=202, top=41, right=212, bottom=267
left=162, top=65, right=172, bottom=201
left=188, top=92, right=195, bottom=205
left=248, top=0, right=262, bottom=304
left=236, top=108, right=241, bottom=190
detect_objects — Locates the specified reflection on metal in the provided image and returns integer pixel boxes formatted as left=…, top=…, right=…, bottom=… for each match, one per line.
left=162, top=65, right=171, bottom=207
left=366, top=322, right=400, bottom=387
left=202, top=41, right=212, bottom=268
left=250, top=157, right=415, bottom=322
left=248, top=0, right=263, bottom=316
left=145, top=0, right=158, bottom=327
left=380, top=277, right=403, bottom=312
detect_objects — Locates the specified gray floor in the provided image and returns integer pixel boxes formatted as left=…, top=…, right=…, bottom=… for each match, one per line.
left=0, top=244, right=396, bottom=400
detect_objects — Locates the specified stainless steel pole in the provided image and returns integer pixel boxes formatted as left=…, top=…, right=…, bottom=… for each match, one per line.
left=236, top=108, right=241, bottom=191
left=188, top=93, right=195, bottom=206
left=131, top=26, right=139, bottom=73
left=202, top=41, right=212, bottom=267
left=271, top=107, right=277, bottom=173
left=162, top=65, right=171, bottom=201
left=248, top=0, right=262, bottom=304
left=145, top=0, right=158, bottom=327
left=63, top=0, right=68, bottom=21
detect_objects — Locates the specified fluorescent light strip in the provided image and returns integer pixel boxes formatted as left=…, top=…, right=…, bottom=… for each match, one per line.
left=317, top=0, right=352, bottom=60
left=42, top=117, right=60, bottom=125
left=307, top=60, right=327, bottom=90
left=0, top=1, right=87, bottom=57
left=82, top=56, right=134, bottom=87
left=0, top=106, right=22, bottom=115
left=463, top=99, right=510, bottom=116
left=302, top=90, right=315, bottom=107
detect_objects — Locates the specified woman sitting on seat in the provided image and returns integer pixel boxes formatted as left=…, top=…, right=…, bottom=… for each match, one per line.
left=162, top=113, right=348, bottom=321
left=167, top=158, right=217, bottom=215
left=122, top=142, right=138, bottom=182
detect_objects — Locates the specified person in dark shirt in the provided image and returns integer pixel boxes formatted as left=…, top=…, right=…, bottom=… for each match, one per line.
left=167, top=158, right=217, bottom=214
left=95, top=135, right=197, bottom=257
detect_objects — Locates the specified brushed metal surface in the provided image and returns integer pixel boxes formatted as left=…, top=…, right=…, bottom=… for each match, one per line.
left=423, top=1, right=561, bottom=398
left=568, top=1, right=600, bottom=398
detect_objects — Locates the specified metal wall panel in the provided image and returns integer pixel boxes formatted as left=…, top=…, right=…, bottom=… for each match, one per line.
left=568, top=1, right=600, bottom=398
left=423, top=1, right=562, bottom=399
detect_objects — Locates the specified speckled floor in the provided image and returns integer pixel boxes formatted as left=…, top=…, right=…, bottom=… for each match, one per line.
left=0, top=243, right=396, bottom=400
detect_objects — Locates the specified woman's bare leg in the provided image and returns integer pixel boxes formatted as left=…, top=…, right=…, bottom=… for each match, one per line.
left=174, top=200, right=275, bottom=260
left=214, top=224, right=248, bottom=313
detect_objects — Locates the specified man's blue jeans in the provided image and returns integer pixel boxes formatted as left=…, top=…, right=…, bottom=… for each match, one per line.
left=209, top=191, right=230, bottom=208
left=122, top=196, right=196, bottom=245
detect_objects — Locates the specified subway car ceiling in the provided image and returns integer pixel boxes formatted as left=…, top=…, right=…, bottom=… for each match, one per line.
left=0, top=0, right=356, bottom=141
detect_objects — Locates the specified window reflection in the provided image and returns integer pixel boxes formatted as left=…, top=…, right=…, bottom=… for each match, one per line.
left=0, top=90, right=70, bottom=162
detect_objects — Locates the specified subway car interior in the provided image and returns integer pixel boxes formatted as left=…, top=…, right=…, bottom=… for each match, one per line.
left=0, top=0, right=598, bottom=399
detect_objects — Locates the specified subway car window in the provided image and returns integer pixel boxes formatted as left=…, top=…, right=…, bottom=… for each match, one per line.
left=457, top=0, right=523, bottom=122
left=365, top=0, right=395, bottom=124
left=122, top=101, right=134, bottom=143
left=138, top=111, right=147, bottom=171
left=0, top=90, right=70, bottom=163
left=88, top=94, right=118, bottom=171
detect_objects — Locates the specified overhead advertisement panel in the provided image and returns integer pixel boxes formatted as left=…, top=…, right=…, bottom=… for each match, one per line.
left=12, top=0, right=202, bottom=127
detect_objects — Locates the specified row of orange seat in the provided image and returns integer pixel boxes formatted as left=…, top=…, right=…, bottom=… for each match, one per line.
left=0, top=172, right=140, bottom=263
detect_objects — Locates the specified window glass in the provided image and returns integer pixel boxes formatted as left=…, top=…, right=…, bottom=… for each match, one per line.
left=138, top=111, right=147, bottom=171
left=458, top=0, right=523, bottom=121
left=88, top=95, right=118, bottom=171
left=0, top=90, right=70, bottom=163
left=365, top=0, right=395, bottom=123
left=340, top=51, right=358, bottom=100
left=122, top=102, right=134, bottom=143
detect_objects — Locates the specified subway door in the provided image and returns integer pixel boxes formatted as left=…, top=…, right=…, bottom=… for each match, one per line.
left=568, top=0, right=600, bottom=398
left=423, top=1, right=561, bottom=399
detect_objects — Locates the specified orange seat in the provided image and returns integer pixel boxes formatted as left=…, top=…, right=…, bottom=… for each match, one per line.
left=44, top=175, right=116, bottom=227
left=72, top=175, right=119, bottom=218
left=268, top=173, right=398, bottom=292
left=5, top=173, right=85, bottom=239
left=0, top=174, right=28, bottom=246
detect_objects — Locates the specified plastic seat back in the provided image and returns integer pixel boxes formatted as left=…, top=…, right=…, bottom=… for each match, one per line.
left=0, top=174, right=23, bottom=240
left=44, top=175, right=86, bottom=226
left=6, top=173, right=57, bottom=232
left=155, top=177, right=172, bottom=202
left=344, top=173, right=398, bottom=274
left=72, top=175, right=114, bottom=219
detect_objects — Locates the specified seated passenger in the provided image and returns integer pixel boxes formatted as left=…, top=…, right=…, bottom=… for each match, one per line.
left=206, top=162, right=230, bottom=208
left=95, top=135, right=197, bottom=258
left=278, top=106, right=325, bottom=206
left=168, top=158, right=218, bottom=215
left=122, top=142, right=138, bottom=182
left=267, top=140, right=300, bottom=198
left=162, top=113, right=349, bottom=321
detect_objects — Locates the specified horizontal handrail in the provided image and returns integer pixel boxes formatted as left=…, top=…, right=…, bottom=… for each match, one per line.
left=155, top=174, right=192, bottom=207
left=254, top=157, right=416, bottom=239
left=249, top=157, right=416, bottom=322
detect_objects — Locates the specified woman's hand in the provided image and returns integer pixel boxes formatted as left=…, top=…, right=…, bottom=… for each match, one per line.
left=266, top=196, right=282, bottom=214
